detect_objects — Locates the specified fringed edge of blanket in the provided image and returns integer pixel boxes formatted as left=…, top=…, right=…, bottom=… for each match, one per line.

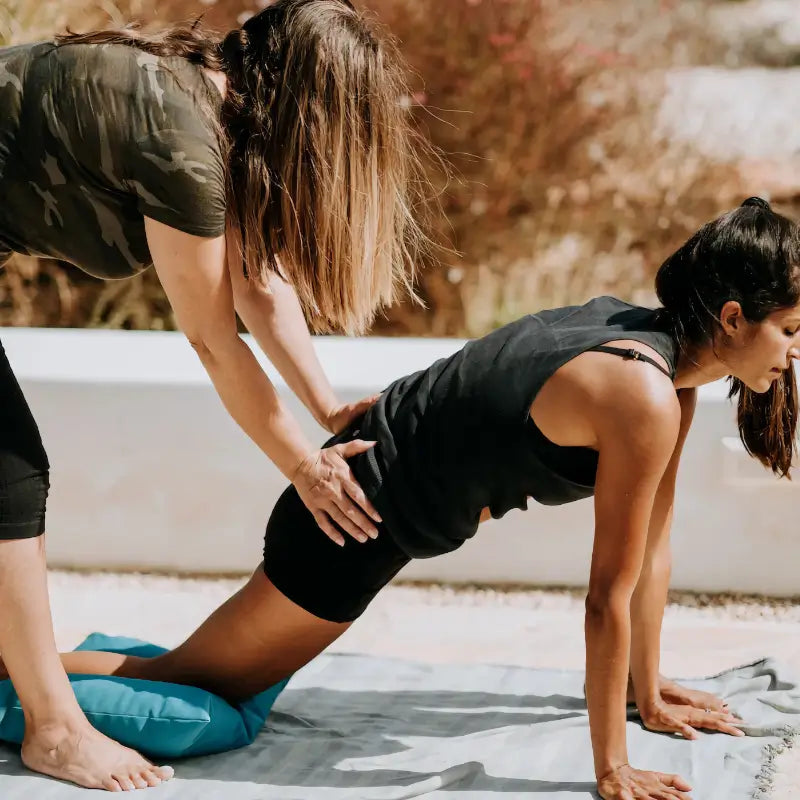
left=752, top=724, right=800, bottom=798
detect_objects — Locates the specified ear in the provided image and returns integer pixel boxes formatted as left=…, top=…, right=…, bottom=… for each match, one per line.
left=718, top=300, right=744, bottom=336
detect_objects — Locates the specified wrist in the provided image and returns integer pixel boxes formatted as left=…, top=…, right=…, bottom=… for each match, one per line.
left=629, top=668, right=663, bottom=708
left=314, top=402, right=338, bottom=433
left=314, top=410, right=333, bottom=432
left=287, top=450, right=314, bottom=483
left=635, top=693, right=664, bottom=715
left=596, top=758, right=629, bottom=782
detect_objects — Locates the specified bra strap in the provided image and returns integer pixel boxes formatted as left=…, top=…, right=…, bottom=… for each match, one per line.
left=588, top=345, right=673, bottom=379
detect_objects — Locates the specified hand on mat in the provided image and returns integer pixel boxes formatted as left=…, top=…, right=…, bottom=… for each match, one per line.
left=639, top=699, right=745, bottom=739
left=325, top=394, right=381, bottom=435
left=598, top=764, right=692, bottom=800
left=293, top=442, right=381, bottom=545
left=657, top=678, right=730, bottom=715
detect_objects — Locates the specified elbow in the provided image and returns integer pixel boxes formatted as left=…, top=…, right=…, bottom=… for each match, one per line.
left=585, top=581, right=634, bottom=624
left=185, top=329, right=238, bottom=362
left=187, top=334, right=211, bottom=360
left=233, top=275, right=277, bottom=318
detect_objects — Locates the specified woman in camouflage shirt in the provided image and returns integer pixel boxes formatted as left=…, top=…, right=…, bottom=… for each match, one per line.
left=0, top=0, right=429, bottom=791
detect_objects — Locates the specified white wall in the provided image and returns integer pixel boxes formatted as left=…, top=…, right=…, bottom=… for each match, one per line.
left=2, top=328, right=794, bottom=594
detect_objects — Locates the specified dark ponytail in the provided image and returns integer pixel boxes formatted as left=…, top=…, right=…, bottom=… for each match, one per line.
left=656, top=197, right=800, bottom=477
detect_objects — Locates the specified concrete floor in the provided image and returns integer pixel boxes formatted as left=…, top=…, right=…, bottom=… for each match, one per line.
left=46, top=571, right=800, bottom=798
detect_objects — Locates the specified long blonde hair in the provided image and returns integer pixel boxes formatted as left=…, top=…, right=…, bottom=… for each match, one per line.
left=58, top=0, right=432, bottom=334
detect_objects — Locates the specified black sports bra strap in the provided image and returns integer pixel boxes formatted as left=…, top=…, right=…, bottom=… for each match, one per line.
left=588, top=345, right=673, bottom=379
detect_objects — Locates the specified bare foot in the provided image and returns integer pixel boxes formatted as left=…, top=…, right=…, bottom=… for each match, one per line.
left=22, top=721, right=174, bottom=791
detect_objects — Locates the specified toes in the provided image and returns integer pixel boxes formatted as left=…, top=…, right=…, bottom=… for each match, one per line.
left=113, top=774, right=136, bottom=791
left=102, top=777, right=123, bottom=792
left=130, top=773, right=149, bottom=790
left=142, top=768, right=163, bottom=788
left=153, top=765, right=174, bottom=781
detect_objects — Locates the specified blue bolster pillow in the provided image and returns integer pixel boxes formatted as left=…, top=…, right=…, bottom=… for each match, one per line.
left=0, top=633, right=290, bottom=759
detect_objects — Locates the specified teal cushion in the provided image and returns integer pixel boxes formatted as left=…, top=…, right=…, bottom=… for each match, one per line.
left=0, top=633, right=290, bottom=759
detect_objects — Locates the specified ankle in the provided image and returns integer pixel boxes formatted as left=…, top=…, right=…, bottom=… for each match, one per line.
left=24, top=708, right=91, bottom=742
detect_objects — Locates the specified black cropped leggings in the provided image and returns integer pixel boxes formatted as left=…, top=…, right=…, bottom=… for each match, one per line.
left=0, top=339, right=49, bottom=538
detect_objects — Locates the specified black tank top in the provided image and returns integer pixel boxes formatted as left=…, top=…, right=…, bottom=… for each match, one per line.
left=349, top=296, right=679, bottom=558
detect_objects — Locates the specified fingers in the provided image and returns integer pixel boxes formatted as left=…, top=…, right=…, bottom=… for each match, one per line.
left=653, top=775, right=692, bottom=800
left=330, top=442, right=382, bottom=524
left=643, top=709, right=696, bottom=739
left=336, top=439, right=378, bottom=459
left=598, top=766, right=693, bottom=800
left=687, top=707, right=745, bottom=736
left=678, top=723, right=698, bottom=740
left=342, top=478, right=381, bottom=528
left=647, top=702, right=746, bottom=740
left=353, top=394, right=381, bottom=411
left=327, top=502, right=376, bottom=543
left=656, top=791, right=691, bottom=800
left=700, top=696, right=728, bottom=714
left=313, top=512, right=346, bottom=547
left=699, top=715, right=746, bottom=737
left=659, top=772, right=692, bottom=792
left=716, top=723, right=746, bottom=737
left=295, top=448, right=382, bottom=539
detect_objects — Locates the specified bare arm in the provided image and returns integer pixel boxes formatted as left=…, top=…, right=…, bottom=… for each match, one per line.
left=628, top=388, right=696, bottom=709
left=583, top=371, right=681, bottom=785
left=628, top=388, right=743, bottom=738
left=227, top=247, right=347, bottom=432
left=146, top=220, right=315, bottom=478
left=145, top=219, right=379, bottom=544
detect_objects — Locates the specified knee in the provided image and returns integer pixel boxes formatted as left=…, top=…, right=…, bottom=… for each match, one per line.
left=117, top=654, right=156, bottom=681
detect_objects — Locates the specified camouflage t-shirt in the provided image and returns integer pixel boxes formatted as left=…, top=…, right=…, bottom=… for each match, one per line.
left=0, top=41, right=226, bottom=279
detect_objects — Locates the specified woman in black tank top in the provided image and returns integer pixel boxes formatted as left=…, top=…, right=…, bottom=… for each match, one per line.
left=35, top=199, right=800, bottom=800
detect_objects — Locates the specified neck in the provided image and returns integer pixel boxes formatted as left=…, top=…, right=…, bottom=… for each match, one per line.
left=673, top=345, right=729, bottom=390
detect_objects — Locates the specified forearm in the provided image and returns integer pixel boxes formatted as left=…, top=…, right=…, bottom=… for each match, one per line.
left=628, top=551, right=670, bottom=706
left=628, top=498, right=674, bottom=706
left=193, top=334, right=315, bottom=479
left=585, top=598, right=632, bottom=779
left=236, top=274, right=338, bottom=429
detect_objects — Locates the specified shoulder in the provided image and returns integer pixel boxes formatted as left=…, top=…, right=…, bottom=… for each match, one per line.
left=592, top=357, right=681, bottom=458
left=126, top=53, right=226, bottom=237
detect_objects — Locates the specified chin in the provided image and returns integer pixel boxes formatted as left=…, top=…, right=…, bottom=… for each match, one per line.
left=735, top=374, right=773, bottom=394
left=750, top=377, right=776, bottom=394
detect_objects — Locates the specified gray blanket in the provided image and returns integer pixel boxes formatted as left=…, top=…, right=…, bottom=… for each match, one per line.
left=0, top=653, right=797, bottom=798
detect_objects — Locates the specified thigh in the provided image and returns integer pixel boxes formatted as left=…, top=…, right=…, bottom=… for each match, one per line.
left=263, top=484, right=411, bottom=623
left=0, top=339, right=50, bottom=539
left=143, top=567, right=351, bottom=702
left=137, top=484, right=410, bottom=702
